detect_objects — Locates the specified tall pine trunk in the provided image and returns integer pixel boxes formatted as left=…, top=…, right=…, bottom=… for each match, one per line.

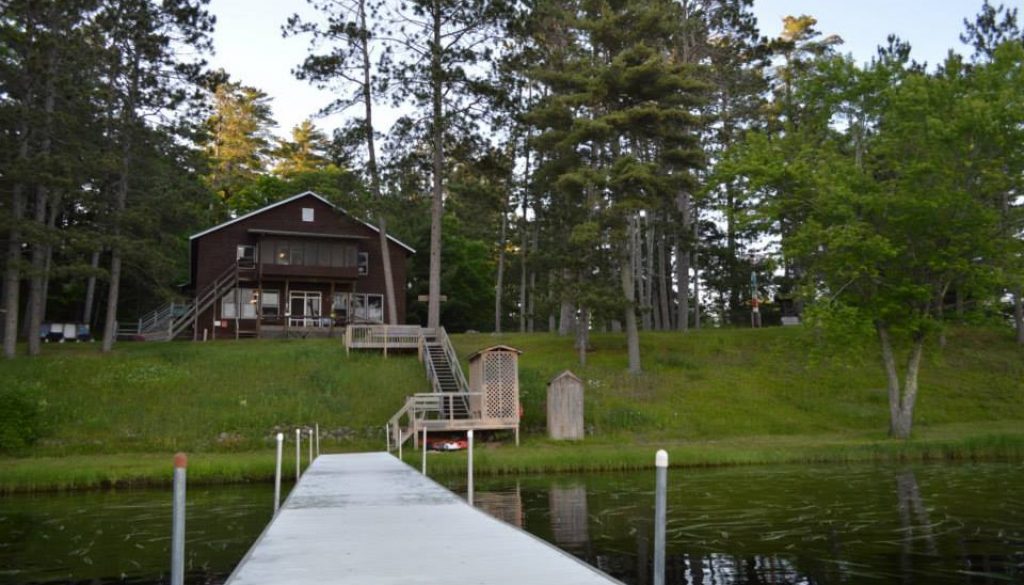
left=495, top=206, right=508, bottom=333
left=426, top=2, right=444, bottom=330
left=83, top=250, right=101, bottom=325
left=576, top=306, right=589, bottom=366
left=622, top=220, right=641, bottom=374
left=3, top=131, right=29, bottom=359
left=657, top=225, right=670, bottom=330
left=102, top=52, right=139, bottom=353
left=1014, top=286, right=1023, bottom=345
left=675, top=191, right=692, bottom=331
left=26, top=48, right=57, bottom=356
left=357, top=0, right=398, bottom=325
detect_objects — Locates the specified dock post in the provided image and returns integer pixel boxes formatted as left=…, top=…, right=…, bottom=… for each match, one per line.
left=467, top=430, right=474, bottom=506
left=170, top=453, right=187, bottom=585
left=315, top=423, right=320, bottom=457
left=274, top=433, right=283, bottom=514
left=385, top=424, right=390, bottom=452
left=295, top=428, right=302, bottom=482
left=308, top=428, right=313, bottom=464
left=654, top=449, right=668, bottom=585
left=398, top=432, right=402, bottom=460
left=421, top=427, right=428, bottom=475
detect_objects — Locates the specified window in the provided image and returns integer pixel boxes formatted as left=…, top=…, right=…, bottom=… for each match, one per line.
left=334, top=292, right=384, bottom=323
left=221, top=288, right=257, bottom=319
left=259, top=238, right=359, bottom=268
left=237, top=244, right=255, bottom=266
left=357, top=252, right=369, bottom=276
left=302, top=207, right=314, bottom=222
left=260, top=289, right=279, bottom=317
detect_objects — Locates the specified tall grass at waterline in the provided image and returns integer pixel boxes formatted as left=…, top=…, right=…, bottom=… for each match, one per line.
left=410, top=423, right=1024, bottom=478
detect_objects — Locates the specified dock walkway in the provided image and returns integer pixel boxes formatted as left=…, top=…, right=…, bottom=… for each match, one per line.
left=224, top=452, right=622, bottom=585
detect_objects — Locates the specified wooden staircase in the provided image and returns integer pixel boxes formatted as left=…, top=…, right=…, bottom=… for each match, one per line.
left=121, top=262, right=243, bottom=341
left=385, top=327, right=478, bottom=450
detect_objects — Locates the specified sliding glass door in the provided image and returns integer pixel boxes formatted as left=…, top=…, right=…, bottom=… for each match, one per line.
left=288, top=291, right=322, bottom=327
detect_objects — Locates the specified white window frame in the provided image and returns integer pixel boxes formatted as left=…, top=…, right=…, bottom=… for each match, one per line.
left=222, top=287, right=258, bottom=319
left=302, top=207, right=315, bottom=222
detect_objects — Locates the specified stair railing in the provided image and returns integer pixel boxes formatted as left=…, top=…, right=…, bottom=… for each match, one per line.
left=436, top=327, right=470, bottom=393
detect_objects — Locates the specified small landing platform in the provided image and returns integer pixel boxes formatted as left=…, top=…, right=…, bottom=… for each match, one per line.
left=224, top=452, right=621, bottom=585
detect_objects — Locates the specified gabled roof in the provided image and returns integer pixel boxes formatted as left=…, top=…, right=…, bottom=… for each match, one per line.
left=549, top=370, right=582, bottom=385
left=189, top=191, right=415, bottom=254
left=467, top=344, right=523, bottom=361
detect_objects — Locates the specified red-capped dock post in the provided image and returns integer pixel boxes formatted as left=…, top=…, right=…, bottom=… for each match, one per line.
left=274, top=433, right=283, bottom=514
left=171, top=453, right=187, bottom=585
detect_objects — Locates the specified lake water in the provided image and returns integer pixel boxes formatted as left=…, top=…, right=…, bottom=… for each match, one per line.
left=1, top=462, right=1021, bottom=584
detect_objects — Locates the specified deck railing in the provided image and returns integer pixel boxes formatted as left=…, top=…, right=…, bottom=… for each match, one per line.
left=387, top=391, right=485, bottom=450
left=344, top=324, right=423, bottom=356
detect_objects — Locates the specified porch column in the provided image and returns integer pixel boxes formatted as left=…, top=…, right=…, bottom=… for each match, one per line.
left=256, top=280, right=263, bottom=339
left=329, top=281, right=336, bottom=338
left=284, top=278, right=290, bottom=335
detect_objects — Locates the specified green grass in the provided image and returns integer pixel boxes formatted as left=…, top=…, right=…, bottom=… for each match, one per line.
left=0, top=339, right=427, bottom=455
left=0, top=326, right=1021, bottom=492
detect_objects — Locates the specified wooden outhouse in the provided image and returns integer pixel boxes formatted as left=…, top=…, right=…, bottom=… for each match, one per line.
left=547, top=370, right=584, bottom=440
left=467, top=345, right=522, bottom=444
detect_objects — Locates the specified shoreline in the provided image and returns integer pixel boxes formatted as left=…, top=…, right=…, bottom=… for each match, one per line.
left=3, top=427, right=1022, bottom=494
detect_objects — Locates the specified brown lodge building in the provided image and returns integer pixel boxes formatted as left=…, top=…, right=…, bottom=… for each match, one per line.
left=187, top=191, right=414, bottom=338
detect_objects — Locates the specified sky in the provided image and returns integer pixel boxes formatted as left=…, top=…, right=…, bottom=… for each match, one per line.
left=207, top=0, right=989, bottom=139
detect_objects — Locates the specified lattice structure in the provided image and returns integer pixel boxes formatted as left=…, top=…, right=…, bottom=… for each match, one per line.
left=484, top=352, right=517, bottom=419
left=468, top=345, right=521, bottom=423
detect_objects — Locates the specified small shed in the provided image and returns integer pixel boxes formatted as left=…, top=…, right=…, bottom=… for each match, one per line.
left=467, top=345, right=522, bottom=427
left=547, top=370, right=584, bottom=440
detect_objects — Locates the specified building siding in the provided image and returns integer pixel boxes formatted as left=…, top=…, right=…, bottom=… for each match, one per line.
left=191, top=193, right=410, bottom=334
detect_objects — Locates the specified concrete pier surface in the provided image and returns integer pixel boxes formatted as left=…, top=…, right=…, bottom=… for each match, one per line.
left=224, top=452, right=622, bottom=585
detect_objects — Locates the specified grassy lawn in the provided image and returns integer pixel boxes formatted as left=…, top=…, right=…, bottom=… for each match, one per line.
left=1, top=326, right=1021, bottom=492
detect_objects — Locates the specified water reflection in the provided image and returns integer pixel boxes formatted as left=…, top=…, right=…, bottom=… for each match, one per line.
left=460, top=463, right=1024, bottom=585
left=0, top=483, right=284, bottom=585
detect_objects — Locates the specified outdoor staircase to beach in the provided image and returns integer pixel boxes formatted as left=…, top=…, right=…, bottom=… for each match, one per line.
left=340, top=325, right=476, bottom=449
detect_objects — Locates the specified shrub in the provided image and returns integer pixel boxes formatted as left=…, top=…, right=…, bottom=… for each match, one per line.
left=0, top=386, right=44, bottom=452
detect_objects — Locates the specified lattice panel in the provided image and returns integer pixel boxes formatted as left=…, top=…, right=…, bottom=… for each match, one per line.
left=484, top=352, right=517, bottom=419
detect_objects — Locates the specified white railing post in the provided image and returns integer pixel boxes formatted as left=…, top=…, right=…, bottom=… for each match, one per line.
left=274, top=433, right=283, bottom=514
left=385, top=424, right=391, bottom=452
left=421, top=427, right=428, bottom=475
left=308, top=428, right=313, bottom=464
left=467, top=430, right=474, bottom=506
left=295, top=428, right=302, bottom=482
left=315, top=423, right=320, bottom=457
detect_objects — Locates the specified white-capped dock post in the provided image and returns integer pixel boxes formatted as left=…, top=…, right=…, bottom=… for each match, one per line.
left=315, top=423, right=320, bottom=457
left=295, top=428, right=301, bottom=482
left=467, top=430, right=474, bottom=506
left=274, top=433, right=283, bottom=514
left=654, top=449, right=668, bottom=585
left=385, top=424, right=390, bottom=452
left=421, top=427, right=428, bottom=475
left=171, top=453, right=187, bottom=585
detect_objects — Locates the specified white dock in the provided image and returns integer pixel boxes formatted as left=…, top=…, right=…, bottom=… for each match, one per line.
left=224, top=452, right=622, bottom=585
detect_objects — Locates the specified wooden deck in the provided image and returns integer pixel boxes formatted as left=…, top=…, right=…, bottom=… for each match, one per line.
left=223, top=453, right=622, bottom=585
